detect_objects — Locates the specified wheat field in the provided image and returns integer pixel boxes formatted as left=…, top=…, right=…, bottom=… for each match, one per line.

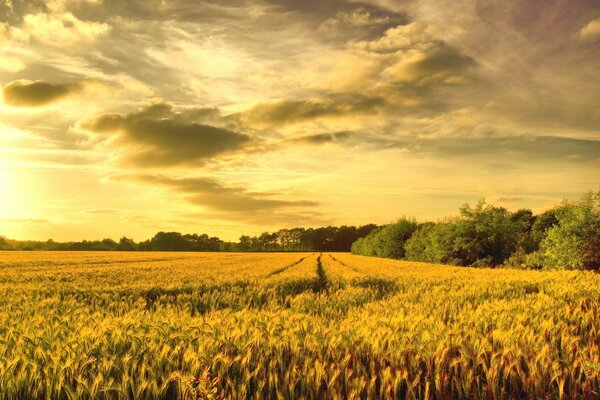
left=0, top=251, right=598, bottom=399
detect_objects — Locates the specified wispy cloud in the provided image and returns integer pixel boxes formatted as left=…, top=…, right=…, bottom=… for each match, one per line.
left=0, top=0, right=598, bottom=240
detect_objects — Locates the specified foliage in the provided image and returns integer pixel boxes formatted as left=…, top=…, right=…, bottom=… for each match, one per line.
left=449, top=201, right=524, bottom=266
left=351, top=218, right=417, bottom=259
left=404, top=222, right=459, bottom=264
left=0, top=251, right=597, bottom=399
left=394, top=203, right=526, bottom=267
left=357, top=191, right=600, bottom=270
left=528, top=191, right=600, bottom=270
left=0, top=224, right=378, bottom=253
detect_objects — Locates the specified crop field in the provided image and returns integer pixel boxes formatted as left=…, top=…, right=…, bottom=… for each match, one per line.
left=0, top=251, right=598, bottom=399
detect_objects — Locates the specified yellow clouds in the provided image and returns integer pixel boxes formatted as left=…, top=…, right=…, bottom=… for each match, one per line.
left=22, top=12, right=110, bottom=44
left=351, top=21, right=476, bottom=86
left=580, top=18, right=600, bottom=40
left=1, top=79, right=109, bottom=107
left=0, top=23, right=31, bottom=73
left=0, top=54, right=27, bottom=73
left=0, top=4, right=109, bottom=73
left=351, top=22, right=435, bottom=53
left=80, top=100, right=253, bottom=167
left=241, top=97, right=383, bottom=128
left=384, top=46, right=475, bottom=84
left=126, top=174, right=318, bottom=214
left=0, top=0, right=598, bottom=241
left=1, top=7, right=110, bottom=46
left=2, top=79, right=82, bottom=107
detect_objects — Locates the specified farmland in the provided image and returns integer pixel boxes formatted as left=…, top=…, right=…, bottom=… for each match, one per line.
left=0, top=251, right=598, bottom=399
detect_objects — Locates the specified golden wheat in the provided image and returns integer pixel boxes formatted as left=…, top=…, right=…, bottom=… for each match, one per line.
left=0, top=250, right=597, bottom=399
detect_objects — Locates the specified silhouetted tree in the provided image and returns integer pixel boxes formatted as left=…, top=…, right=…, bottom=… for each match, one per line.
left=117, top=237, right=137, bottom=251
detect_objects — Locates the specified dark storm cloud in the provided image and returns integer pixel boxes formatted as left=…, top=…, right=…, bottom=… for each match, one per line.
left=81, top=100, right=252, bottom=167
left=128, top=174, right=318, bottom=213
left=2, top=79, right=82, bottom=107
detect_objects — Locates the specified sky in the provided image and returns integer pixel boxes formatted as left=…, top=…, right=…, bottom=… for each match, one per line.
left=0, top=0, right=599, bottom=242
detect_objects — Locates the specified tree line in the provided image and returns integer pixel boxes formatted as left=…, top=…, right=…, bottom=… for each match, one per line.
left=2, top=190, right=597, bottom=270
left=0, top=225, right=378, bottom=253
left=352, top=191, right=600, bottom=270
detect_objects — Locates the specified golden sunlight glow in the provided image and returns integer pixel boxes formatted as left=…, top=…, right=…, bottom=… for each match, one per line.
left=0, top=0, right=597, bottom=241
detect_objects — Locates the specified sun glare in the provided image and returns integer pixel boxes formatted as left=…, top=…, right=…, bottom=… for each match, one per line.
left=0, top=158, right=19, bottom=219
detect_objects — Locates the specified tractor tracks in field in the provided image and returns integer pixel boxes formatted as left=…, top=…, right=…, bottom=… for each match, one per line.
left=327, top=254, right=363, bottom=274
left=314, top=253, right=329, bottom=293
left=323, top=254, right=401, bottom=299
left=266, top=254, right=313, bottom=277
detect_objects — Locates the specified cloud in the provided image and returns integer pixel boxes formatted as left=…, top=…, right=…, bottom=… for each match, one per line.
left=354, top=134, right=600, bottom=165
left=0, top=54, right=27, bottom=73
left=82, top=208, right=116, bottom=215
left=351, top=21, right=435, bottom=53
left=384, top=44, right=476, bottom=84
left=23, top=11, right=110, bottom=44
left=2, top=79, right=83, bottom=107
left=80, top=100, right=253, bottom=166
left=124, top=174, right=318, bottom=213
left=1, top=217, right=50, bottom=224
left=348, top=21, right=477, bottom=87
left=1, top=3, right=110, bottom=44
left=242, top=96, right=384, bottom=127
left=287, top=131, right=353, bottom=145
left=580, top=18, right=600, bottom=40
left=430, top=135, right=600, bottom=164
left=318, top=5, right=408, bottom=42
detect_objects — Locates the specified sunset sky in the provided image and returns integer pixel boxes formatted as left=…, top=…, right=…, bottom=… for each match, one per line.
left=1, top=0, right=599, bottom=241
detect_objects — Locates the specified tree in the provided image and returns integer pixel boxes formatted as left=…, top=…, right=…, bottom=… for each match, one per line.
left=449, top=201, right=522, bottom=266
left=0, top=236, right=10, bottom=250
left=117, top=237, right=137, bottom=251
left=352, top=218, right=417, bottom=259
left=530, top=208, right=561, bottom=247
left=404, top=222, right=458, bottom=264
left=533, top=191, right=600, bottom=270
left=238, top=235, right=252, bottom=251
left=150, top=232, right=186, bottom=251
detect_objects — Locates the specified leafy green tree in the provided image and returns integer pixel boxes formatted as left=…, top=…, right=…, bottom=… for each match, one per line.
left=238, top=235, right=252, bottom=251
left=451, top=201, right=522, bottom=266
left=0, top=236, right=10, bottom=250
left=352, top=218, right=417, bottom=259
left=117, top=237, right=137, bottom=251
left=533, top=191, right=600, bottom=270
left=530, top=208, right=560, bottom=247
left=404, top=202, right=525, bottom=267
left=404, top=222, right=458, bottom=264
left=150, top=232, right=186, bottom=251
